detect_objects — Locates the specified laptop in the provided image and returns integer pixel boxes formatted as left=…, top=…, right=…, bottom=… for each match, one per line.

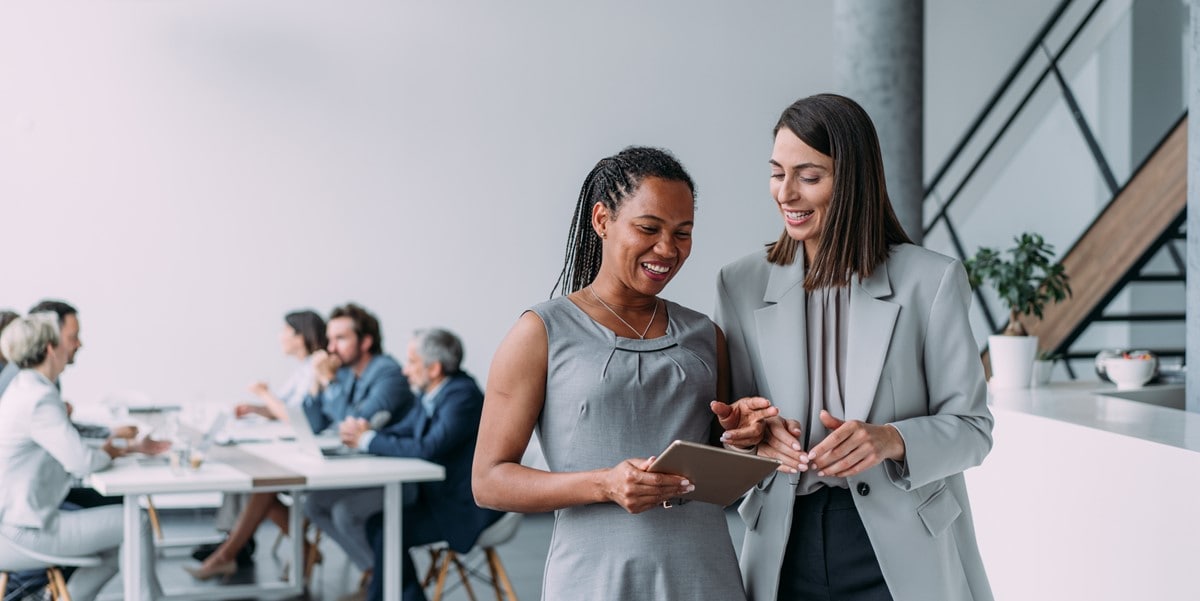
left=285, top=405, right=369, bottom=460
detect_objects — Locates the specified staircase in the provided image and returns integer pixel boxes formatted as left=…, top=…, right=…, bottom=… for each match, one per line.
left=1029, top=117, right=1187, bottom=372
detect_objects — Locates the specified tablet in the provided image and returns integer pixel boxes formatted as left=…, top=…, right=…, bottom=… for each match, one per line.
left=647, top=440, right=780, bottom=506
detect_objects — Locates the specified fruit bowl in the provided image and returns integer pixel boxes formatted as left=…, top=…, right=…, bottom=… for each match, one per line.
left=1102, top=354, right=1157, bottom=390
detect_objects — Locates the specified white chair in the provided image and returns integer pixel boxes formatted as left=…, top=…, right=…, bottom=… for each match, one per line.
left=421, top=512, right=522, bottom=601
left=0, top=535, right=103, bottom=601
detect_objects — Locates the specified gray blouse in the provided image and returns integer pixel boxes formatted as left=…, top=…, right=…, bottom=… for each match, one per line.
left=797, top=286, right=850, bottom=495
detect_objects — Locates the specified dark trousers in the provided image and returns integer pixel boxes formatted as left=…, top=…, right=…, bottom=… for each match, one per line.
left=364, top=504, right=443, bottom=601
left=777, top=487, right=892, bottom=601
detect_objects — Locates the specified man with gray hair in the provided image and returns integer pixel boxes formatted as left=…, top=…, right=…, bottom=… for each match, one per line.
left=311, top=329, right=501, bottom=601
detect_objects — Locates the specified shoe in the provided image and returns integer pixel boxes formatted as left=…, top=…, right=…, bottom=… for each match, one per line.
left=183, top=559, right=237, bottom=581
left=190, top=542, right=220, bottom=562
left=191, top=538, right=255, bottom=567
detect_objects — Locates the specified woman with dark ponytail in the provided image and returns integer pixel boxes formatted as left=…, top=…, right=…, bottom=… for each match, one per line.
left=473, top=146, right=747, bottom=600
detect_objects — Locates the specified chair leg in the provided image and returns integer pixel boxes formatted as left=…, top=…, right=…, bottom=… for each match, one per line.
left=45, top=568, right=58, bottom=601
left=422, top=548, right=444, bottom=588
left=486, top=548, right=518, bottom=601
left=145, top=497, right=163, bottom=542
left=49, top=567, right=73, bottom=601
left=431, top=550, right=455, bottom=601
left=450, top=553, right=478, bottom=601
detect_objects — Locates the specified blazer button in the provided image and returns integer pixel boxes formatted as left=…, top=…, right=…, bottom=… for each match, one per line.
left=856, top=482, right=870, bottom=496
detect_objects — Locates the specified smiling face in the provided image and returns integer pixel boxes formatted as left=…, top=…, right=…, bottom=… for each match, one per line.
left=592, top=176, right=694, bottom=295
left=59, top=314, right=82, bottom=365
left=770, top=127, right=835, bottom=264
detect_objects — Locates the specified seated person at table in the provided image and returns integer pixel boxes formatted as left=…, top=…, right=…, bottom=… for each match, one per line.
left=302, top=303, right=413, bottom=433
left=295, top=304, right=413, bottom=583
left=321, top=328, right=501, bottom=601
left=0, top=314, right=168, bottom=601
left=185, top=309, right=328, bottom=579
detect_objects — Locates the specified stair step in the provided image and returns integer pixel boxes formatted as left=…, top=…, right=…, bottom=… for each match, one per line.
left=1093, top=313, right=1185, bottom=322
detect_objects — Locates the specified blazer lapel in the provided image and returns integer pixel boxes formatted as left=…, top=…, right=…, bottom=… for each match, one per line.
left=844, top=259, right=899, bottom=422
left=753, top=259, right=808, bottom=421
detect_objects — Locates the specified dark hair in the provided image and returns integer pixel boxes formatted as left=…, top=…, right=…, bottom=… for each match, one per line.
left=0, top=310, right=19, bottom=363
left=329, top=303, right=383, bottom=355
left=285, top=310, right=328, bottom=355
left=29, top=299, right=77, bottom=326
left=552, top=146, right=696, bottom=297
left=766, top=94, right=912, bottom=290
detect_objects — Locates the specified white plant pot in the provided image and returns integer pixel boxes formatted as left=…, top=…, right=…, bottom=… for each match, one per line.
left=989, top=335, right=1038, bottom=389
left=1031, top=359, right=1054, bottom=387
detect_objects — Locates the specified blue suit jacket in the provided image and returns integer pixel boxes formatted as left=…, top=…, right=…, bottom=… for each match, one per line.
left=303, top=354, right=413, bottom=433
left=366, top=372, right=501, bottom=552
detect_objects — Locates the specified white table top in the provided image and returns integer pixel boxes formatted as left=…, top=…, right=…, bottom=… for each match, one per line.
left=988, top=382, right=1200, bottom=454
left=88, top=441, right=444, bottom=496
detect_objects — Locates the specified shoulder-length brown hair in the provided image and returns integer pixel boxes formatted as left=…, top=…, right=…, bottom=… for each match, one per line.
left=766, top=94, right=912, bottom=290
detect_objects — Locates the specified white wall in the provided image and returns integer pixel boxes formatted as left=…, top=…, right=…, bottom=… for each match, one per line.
left=0, top=1, right=1074, bottom=409
left=0, top=1, right=831, bottom=407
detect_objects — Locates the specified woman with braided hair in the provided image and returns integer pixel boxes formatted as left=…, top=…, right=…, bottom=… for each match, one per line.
left=473, top=146, right=747, bottom=600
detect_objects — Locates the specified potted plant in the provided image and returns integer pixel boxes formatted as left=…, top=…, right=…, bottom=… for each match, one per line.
left=965, top=233, right=1071, bottom=389
left=1032, top=350, right=1059, bottom=387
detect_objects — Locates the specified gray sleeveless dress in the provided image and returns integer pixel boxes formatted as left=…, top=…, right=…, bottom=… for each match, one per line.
left=530, top=296, right=746, bottom=601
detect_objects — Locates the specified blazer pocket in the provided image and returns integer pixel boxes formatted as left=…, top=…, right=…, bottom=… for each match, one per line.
left=738, top=488, right=764, bottom=531
left=916, top=484, right=962, bottom=537
left=738, top=472, right=777, bottom=530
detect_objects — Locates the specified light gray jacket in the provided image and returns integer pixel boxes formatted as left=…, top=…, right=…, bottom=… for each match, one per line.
left=0, top=369, right=111, bottom=530
left=715, top=243, right=994, bottom=601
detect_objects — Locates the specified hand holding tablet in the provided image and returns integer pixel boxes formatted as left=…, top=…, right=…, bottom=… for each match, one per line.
left=647, top=440, right=780, bottom=506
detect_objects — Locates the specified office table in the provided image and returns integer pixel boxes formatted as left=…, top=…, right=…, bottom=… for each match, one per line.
left=88, top=441, right=444, bottom=601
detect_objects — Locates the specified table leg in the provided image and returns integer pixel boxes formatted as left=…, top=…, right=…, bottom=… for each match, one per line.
left=384, top=483, right=402, bottom=600
left=290, top=490, right=303, bottom=588
left=123, top=494, right=143, bottom=601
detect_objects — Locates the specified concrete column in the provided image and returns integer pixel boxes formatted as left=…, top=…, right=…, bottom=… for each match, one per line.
left=1188, top=0, right=1199, bottom=412
left=833, top=0, right=924, bottom=244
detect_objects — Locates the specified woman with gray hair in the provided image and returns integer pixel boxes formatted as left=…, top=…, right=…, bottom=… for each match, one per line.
left=0, top=314, right=168, bottom=601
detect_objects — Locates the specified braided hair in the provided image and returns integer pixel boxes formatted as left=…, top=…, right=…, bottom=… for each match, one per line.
left=551, top=146, right=696, bottom=297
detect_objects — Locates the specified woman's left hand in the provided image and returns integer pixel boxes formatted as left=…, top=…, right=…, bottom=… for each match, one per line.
left=807, top=410, right=905, bottom=478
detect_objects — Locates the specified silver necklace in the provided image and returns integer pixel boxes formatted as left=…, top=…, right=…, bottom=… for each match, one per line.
left=588, top=285, right=658, bottom=339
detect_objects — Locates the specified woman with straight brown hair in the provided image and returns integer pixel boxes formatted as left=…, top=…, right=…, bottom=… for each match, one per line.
left=712, top=94, right=995, bottom=600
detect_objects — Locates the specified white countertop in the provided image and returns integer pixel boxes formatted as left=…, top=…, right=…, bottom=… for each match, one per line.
left=988, top=381, right=1199, bottom=453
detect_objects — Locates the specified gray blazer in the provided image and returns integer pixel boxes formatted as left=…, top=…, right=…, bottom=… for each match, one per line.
left=0, top=369, right=111, bottom=531
left=715, top=243, right=994, bottom=601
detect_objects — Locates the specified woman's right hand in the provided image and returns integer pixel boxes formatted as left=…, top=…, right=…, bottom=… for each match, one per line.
left=602, top=457, right=694, bottom=514
left=711, top=397, right=779, bottom=448
left=758, top=416, right=809, bottom=474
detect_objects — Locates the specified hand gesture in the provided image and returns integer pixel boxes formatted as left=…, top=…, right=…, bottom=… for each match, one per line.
left=601, top=457, right=694, bottom=514
left=110, top=425, right=139, bottom=440
left=339, top=417, right=370, bottom=448
left=247, top=381, right=270, bottom=399
left=312, top=351, right=341, bottom=388
left=710, top=397, right=778, bottom=448
left=806, top=410, right=905, bottom=478
left=758, top=416, right=808, bottom=474
left=133, top=437, right=172, bottom=456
